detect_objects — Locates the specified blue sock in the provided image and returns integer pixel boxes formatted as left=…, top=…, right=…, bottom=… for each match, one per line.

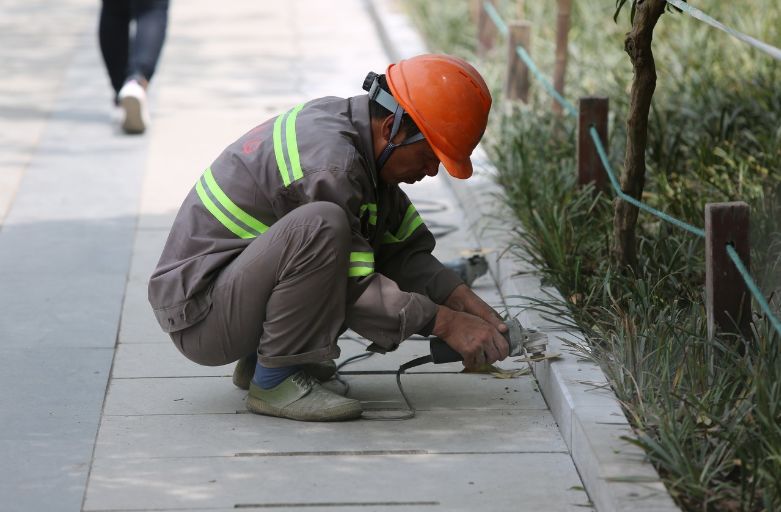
left=252, top=362, right=302, bottom=389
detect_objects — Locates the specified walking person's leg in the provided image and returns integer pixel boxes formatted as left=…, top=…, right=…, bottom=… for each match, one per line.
left=127, top=0, right=169, bottom=85
left=98, top=0, right=132, bottom=101
left=116, top=0, right=169, bottom=133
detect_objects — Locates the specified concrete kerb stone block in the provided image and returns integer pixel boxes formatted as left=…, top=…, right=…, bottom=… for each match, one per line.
left=442, top=164, right=679, bottom=512
left=573, top=409, right=675, bottom=511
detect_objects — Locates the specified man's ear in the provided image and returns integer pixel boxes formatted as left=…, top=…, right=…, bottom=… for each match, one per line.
left=381, top=113, right=408, bottom=144
left=380, top=114, right=394, bottom=144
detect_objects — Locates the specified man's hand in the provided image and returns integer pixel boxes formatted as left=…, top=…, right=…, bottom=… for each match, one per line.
left=432, top=306, right=509, bottom=369
left=444, top=284, right=508, bottom=335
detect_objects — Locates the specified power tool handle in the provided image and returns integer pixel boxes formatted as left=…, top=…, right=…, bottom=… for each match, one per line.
left=429, top=338, right=464, bottom=364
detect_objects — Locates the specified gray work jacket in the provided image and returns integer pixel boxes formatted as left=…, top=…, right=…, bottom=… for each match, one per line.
left=148, top=95, right=462, bottom=350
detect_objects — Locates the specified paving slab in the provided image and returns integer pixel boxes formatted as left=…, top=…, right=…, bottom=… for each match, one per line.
left=127, top=228, right=170, bottom=284
left=113, top=335, right=530, bottom=380
left=83, top=453, right=589, bottom=512
left=0, top=346, right=113, bottom=510
left=102, top=373, right=545, bottom=416
left=119, top=278, right=170, bottom=345
left=103, top=377, right=244, bottom=416
left=94, top=409, right=566, bottom=460
left=111, top=342, right=228, bottom=379
left=343, top=373, right=546, bottom=411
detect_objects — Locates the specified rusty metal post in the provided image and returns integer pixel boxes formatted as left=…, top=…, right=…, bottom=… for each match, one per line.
left=505, top=21, right=531, bottom=102
left=477, top=0, right=498, bottom=57
left=706, top=202, right=751, bottom=341
left=577, top=97, right=608, bottom=190
left=552, top=0, right=572, bottom=115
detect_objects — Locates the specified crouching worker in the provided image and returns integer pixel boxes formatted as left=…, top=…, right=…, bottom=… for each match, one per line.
left=148, top=54, right=509, bottom=422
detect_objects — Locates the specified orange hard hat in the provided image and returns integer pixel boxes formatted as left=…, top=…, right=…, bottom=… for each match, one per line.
left=385, top=54, right=492, bottom=179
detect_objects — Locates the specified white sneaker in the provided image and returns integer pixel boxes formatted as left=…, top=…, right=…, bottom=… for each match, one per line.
left=118, top=79, right=150, bottom=134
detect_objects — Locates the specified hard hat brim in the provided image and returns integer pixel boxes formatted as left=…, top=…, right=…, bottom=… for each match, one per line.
left=437, top=150, right=473, bottom=180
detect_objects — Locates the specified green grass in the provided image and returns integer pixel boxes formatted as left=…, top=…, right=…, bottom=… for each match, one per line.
left=403, top=0, right=781, bottom=509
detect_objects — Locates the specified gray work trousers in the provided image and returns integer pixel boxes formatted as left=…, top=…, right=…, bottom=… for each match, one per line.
left=172, top=202, right=350, bottom=368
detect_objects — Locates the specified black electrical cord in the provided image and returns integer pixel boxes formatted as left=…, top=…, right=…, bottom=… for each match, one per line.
left=333, top=339, right=436, bottom=421
left=362, top=355, right=434, bottom=421
left=331, top=197, right=467, bottom=420
left=332, top=352, right=374, bottom=396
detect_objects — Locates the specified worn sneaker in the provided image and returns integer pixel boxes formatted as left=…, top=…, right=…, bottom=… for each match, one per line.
left=246, top=371, right=362, bottom=421
left=303, top=359, right=337, bottom=381
left=118, top=79, right=149, bottom=134
left=232, top=353, right=338, bottom=391
left=232, top=352, right=258, bottom=390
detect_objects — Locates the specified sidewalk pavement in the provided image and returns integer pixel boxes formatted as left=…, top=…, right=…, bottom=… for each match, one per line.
left=1, top=0, right=593, bottom=510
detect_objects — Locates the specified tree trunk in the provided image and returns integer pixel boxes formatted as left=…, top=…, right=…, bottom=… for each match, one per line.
left=552, top=0, right=571, bottom=116
left=612, top=0, right=667, bottom=269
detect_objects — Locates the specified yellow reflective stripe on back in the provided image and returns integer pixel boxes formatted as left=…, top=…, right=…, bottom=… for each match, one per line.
left=203, top=168, right=268, bottom=234
left=272, top=113, right=290, bottom=186
left=273, top=103, right=306, bottom=187
left=286, top=104, right=305, bottom=181
left=195, top=179, right=255, bottom=239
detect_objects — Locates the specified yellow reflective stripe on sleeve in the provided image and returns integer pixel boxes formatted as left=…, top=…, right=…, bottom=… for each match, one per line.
left=203, top=168, right=268, bottom=234
left=286, top=104, right=305, bottom=181
left=349, top=251, right=374, bottom=278
left=195, top=179, right=255, bottom=239
left=348, top=267, right=374, bottom=277
left=381, top=204, right=424, bottom=244
left=350, top=252, right=374, bottom=263
left=397, top=205, right=419, bottom=236
left=359, top=203, right=378, bottom=225
left=381, top=231, right=401, bottom=244
left=273, top=113, right=290, bottom=187
left=398, top=215, right=423, bottom=240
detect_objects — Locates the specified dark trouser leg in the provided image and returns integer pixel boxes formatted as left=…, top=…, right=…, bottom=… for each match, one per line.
left=173, top=202, right=350, bottom=368
left=128, top=0, right=169, bottom=82
left=99, top=0, right=131, bottom=96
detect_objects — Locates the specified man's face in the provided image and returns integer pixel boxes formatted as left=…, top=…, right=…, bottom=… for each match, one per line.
left=378, top=136, right=441, bottom=186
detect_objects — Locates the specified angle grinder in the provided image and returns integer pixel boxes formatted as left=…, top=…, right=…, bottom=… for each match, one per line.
left=362, top=318, right=550, bottom=421
left=428, top=318, right=548, bottom=364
